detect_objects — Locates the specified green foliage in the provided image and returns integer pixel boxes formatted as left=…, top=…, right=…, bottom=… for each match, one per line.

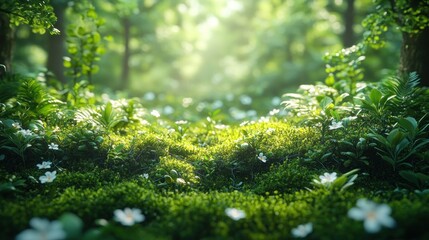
left=324, top=44, right=366, bottom=95
left=0, top=174, right=26, bottom=193
left=382, top=72, right=428, bottom=119
left=64, top=1, right=106, bottom=84
left=2, top=181, right=429, bottom=239
left=368, top=117, right=429, bottom=172
left=0, top=77, right=63, bottom=125
left=0, top=0, right=59, bottom=34
left=360, top=88, right=395, bottom=127
left=156, top=157, right=198, bottom=190
left=312, top=169, right=359, bottom=192
left=361, top=0, right=429, bottom=49
left=75, top=102, right=127, bottom=132
left=61, top=127, right=104, bottom=161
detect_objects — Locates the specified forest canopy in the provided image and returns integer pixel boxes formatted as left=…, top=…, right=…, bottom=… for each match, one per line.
left=4, top=0, right=426, bottom=101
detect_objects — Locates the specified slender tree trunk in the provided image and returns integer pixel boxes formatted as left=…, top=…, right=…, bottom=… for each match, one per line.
left=47, top=3, right=66, bottom=83
left=342, top=0, right=355, bottom=47
left=0, top=12, right=13, bottom=75
left=400, top=28, right=429, bottom=86
left=120, top=17, right=131, bottom=90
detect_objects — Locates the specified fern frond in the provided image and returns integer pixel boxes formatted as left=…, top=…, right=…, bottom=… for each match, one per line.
left=15, top=78, right=64, bottom=118
left=75, top=108, right=100, bottom=127
left=384, top=72, right=420, bottom=100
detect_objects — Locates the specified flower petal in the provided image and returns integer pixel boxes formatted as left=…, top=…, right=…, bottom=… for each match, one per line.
left=364, top=218, right=381, bottom=233
left=348, top=207, right=365, bottom=220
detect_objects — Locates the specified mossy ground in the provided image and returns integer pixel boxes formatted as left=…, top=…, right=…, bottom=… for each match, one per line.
left=1, top=118, right=429, bottom=239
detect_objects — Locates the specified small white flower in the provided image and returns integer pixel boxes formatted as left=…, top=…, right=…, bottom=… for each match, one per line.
left=39, top=171, right=57, bottom=184
left=37, top=161, right=52, bottom=169
left=182, top=98, right=193, bottom=108
left=142, top=173, right=149, bottom=179
left=257, top=152, right=267, bottom=163
left=48, top=143, right=59, bottom=150
left=348, top=199, right=395, bottom=233
left=225, top=208, right=246, bottom=221
left=16, top=218, right=66, bottom=240
left=319, top=172, right=337, bottom=185
left=269, top=108, right=280, bottom=116
left=258, top=116, right=270, bottom=123
left=329, top=120, right=343, bottom=130
left=114, top=208, right=145, bottom=226
left=342, top=116, right=357, bottom=122
left=240, top=142, right=249, bottom=149
left=18, top=129, right=34, bottom=137
left=175, top=120, right=188, bottom=125
left=167, top=128, right=176, bottom=134
left=291, top=223, right=313, bottom=238
left=266, top=128, right=275, bottom=134
left=12, top=122, right=21, bottom=129
left=150, top=110, right=160, bottom=118
left=140, top=119, right=150, bottom=126
left=176, top=178, right=187, bottom=185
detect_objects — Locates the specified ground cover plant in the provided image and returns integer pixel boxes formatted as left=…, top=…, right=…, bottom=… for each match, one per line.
left=1, top=0, right=429, bottom=239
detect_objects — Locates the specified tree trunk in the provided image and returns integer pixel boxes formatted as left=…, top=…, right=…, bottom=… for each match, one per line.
left=342, top=0, right=355, bottom=47
left=120, top=17, right=131, bottom=90
left=400, top=28, right=429, bottom=86
left=0, top=12, right=13, bottom=76
left=47, top=3, right=66, bottom=83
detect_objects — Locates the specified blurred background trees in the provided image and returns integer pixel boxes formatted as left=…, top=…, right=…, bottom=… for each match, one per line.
left=7, top=0, right=411, bottom=101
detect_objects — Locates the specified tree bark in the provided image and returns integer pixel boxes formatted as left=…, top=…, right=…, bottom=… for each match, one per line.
left=0, top=12, right=13, bottom=75
left=400, top=28, right=429, bottom=86
left=120, top=17, right=131, bottom=90
left=47, top=2, right=66, bottom=83
left=342, top=0, right=355, bottom=47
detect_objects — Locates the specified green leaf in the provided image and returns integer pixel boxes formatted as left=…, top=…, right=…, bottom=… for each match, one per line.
left=387, top=129, right=405, bottom=146
left=399, top=170, right=420, bottom=187
left=319, top=97, right=333, bottom=111
left=59, top=213, right=83, bottom=239
left=369, top=88, right=382, bottom=105
left=399, top=117, right=418, bottom=137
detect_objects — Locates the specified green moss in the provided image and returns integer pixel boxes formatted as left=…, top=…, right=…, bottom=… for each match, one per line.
left=253, top=159, right=316, bottom=194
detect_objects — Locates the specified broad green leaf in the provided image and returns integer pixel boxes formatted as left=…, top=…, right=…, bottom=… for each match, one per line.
left=320, top=97, right=333, bottom=111
left=369, top=88, right=382, bottom=105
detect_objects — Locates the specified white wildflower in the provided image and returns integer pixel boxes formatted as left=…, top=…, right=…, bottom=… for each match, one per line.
left=257, top=152, right=267, bottom=163
left=291, top=223, right=313, bottom=238
left=150, top=110, right=160, bottom=118
left=48, top=143, right=59, bottom=150
left=225, top=208, right=246, bottom=221
left=16, top=218, right=65, bottom=240
left=329, top=120, right=343, bottom=130
left=114, top=208, right=145, bottom=226
left=39, top=171, right=57, bottom=184
left=37, top=161, right=52, bottom=170
left=348, top=199, right=395, bottom=233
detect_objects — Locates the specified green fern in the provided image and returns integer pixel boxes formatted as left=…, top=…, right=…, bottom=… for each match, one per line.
left=382, top=72, right=423, bottom=118
left=75, top=102, right=127, bottom=132
left=15, top=78, right=63, bottom=120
